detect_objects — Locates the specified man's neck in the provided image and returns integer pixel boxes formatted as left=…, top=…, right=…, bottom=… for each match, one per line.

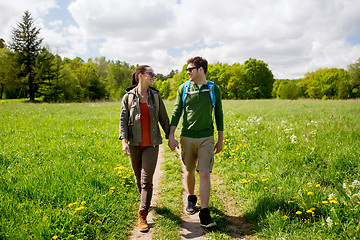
left=193, top=77, right=207, bottom=85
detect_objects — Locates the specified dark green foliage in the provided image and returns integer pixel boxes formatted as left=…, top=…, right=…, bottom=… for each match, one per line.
left=10, top=11, right=43, bottom=101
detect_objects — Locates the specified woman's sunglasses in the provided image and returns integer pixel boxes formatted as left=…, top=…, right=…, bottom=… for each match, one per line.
left=145, top=72, right=157, bottom=78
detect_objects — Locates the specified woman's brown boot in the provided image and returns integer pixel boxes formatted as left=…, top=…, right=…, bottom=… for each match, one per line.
left=138, top=210, right=149, bottom=232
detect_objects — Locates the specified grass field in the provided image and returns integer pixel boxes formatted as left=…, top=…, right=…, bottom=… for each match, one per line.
left=1, top=99, right=360, bottom=239
left=215, top=99, right=360, bottom=239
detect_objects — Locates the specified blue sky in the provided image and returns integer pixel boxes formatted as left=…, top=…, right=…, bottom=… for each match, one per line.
left=1, top=0, right=360, bottom=79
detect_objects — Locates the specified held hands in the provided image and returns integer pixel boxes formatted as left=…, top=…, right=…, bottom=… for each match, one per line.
left=168, top=137, right=179, bottom=151
left=122, top=139, right=130, bottom=156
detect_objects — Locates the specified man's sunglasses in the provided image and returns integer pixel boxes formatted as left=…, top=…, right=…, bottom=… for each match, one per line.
left=186, top=66, right=199, bottom=72
left=145, top=72, right=157, bottom=78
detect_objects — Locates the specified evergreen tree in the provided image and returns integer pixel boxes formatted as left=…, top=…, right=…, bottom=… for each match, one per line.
left=10, top=11, right=43, bottom=101
left=0, top=38, right=5, bottom=48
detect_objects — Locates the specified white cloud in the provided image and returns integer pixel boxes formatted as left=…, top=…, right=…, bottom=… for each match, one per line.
left=0, top=0, right=57, bottom=40
left=1, top=0, right=360, bottom=78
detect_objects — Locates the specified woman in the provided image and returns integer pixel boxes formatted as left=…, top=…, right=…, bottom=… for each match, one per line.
left=119, top=65, right=170, bottom=232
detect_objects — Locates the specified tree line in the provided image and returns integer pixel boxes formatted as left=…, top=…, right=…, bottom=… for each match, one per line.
left=1, top=11, right=360, bottom=102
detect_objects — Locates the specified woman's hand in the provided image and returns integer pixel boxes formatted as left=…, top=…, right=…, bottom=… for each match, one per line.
left=122, top=139, right=130, bottom=156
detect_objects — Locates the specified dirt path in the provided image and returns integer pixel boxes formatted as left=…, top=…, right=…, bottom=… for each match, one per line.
left=128, top=146, right=165, bottom=240
left=128, top=145, right=256, bottom=239
left=176, top=148, right=206, bottom=240
left=176, top=148, right=257, bottom=240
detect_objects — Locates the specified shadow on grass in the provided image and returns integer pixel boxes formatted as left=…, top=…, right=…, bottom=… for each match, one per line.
left=209, top=196, right=302, bottom=238
left=153, top=199, right=298, bottom=239
left=209, top=206, right=255, bottom=238
left=153, top=206, right=182, bottom=224
left=244, top=196, right=302, bottom=226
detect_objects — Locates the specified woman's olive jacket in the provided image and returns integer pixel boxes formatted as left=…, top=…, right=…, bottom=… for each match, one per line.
left=119, top=86, right=170, bottom=146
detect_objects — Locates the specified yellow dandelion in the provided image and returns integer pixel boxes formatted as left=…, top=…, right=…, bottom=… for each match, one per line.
left=68, top=203, right=74, bottom=207
left=278, top=187, right=283, bottom=190
left=262, top=146, right=266, bottom=149
left=96, top=220, right=102, bottom=224
left=307, top=192, right=314, bottom=195
left=265, top=167, right=269, bottom=170
left=242, top=152, right=246, bottom=155
left=316, top=184, right=321, bottom=188
left=330, top=200, right=337, bottom=204
left=73, top=202, right=78, bottom=205
left=81, top=201, right=86, bottom=205
left=289, top=200, right=294, bottom=203
left=75, top=206, right=84, bottom=211
left=272, top=193, right=277, bottom=195
left=242, top=179, right=248, bottom=183
left=293, top=196, right=298, bottom=199
left=310, top=208, right=315, bottom=211
left=307, top=182, right=312, bottom=185
left=52, top=235, right=58, bottom=239
left=283, top=215, right=289, bottom=219
left=264, top=187, right=268, bottom=190
left=306, top=210, right=314, bottom=214
left=110, top=187, right=115, bottom=190
left=322, top=201, right=329, bottom=204
left=296, top=211, right=302, bottom=215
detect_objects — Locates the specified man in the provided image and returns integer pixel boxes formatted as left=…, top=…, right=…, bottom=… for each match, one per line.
left=168, top=56, right=224, bottom=228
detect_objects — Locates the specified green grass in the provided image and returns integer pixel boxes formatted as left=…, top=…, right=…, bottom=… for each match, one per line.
left=1, top=99, right=360, bottom=239
left=153, top=147, right=183, bottom=240
left=0, top=102, right=139, bottom=239
left=215, top=99, right=360, bottom=239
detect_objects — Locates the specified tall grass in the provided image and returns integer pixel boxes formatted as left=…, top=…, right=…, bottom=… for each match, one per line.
left=0, top=102, right=139, bottom=239
left=1, top=99, right=359, bottom=239
left=215, top=99, right=360, bottom=239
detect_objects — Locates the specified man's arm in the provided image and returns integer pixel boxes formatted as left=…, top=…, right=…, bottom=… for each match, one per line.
left=168, top=125, right=179, bottom=151
left=214, top=130, right=223, bottom=154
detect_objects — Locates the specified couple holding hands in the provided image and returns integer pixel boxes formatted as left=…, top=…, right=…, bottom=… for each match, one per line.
left=119, top=56, right=223, bottom=232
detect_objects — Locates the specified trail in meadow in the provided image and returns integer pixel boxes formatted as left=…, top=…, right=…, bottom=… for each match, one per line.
left=176, top=147, right=205, bottom=240
left=128, top=145, right=257, bottom=239
left=176, top=148, right=257, bottom=240
left=128, top=146, right=165, bottom=240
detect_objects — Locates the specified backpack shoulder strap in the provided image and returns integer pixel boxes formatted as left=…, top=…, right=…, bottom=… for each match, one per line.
left=207, top=81, right=216, bottom=107
left=127, top=93, right=134, bottom=111
left=182, top=80, right=191, bottom=107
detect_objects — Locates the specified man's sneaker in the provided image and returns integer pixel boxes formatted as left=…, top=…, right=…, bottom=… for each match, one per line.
left=199, top=208, right=217, bottom=228
left=185, top=195, right=197, bottom=215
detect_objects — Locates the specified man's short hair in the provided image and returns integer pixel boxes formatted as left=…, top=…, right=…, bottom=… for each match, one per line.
left=187, top=56, right=208, bottom=75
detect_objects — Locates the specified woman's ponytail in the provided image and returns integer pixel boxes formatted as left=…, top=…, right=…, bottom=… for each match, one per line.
left=131, top=65, right=150, bottom=86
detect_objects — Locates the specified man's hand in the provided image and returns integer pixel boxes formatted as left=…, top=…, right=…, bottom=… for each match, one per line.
left=214, top=130, right=223, bottom=154
left=214, top=141, right=223, bottom=154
